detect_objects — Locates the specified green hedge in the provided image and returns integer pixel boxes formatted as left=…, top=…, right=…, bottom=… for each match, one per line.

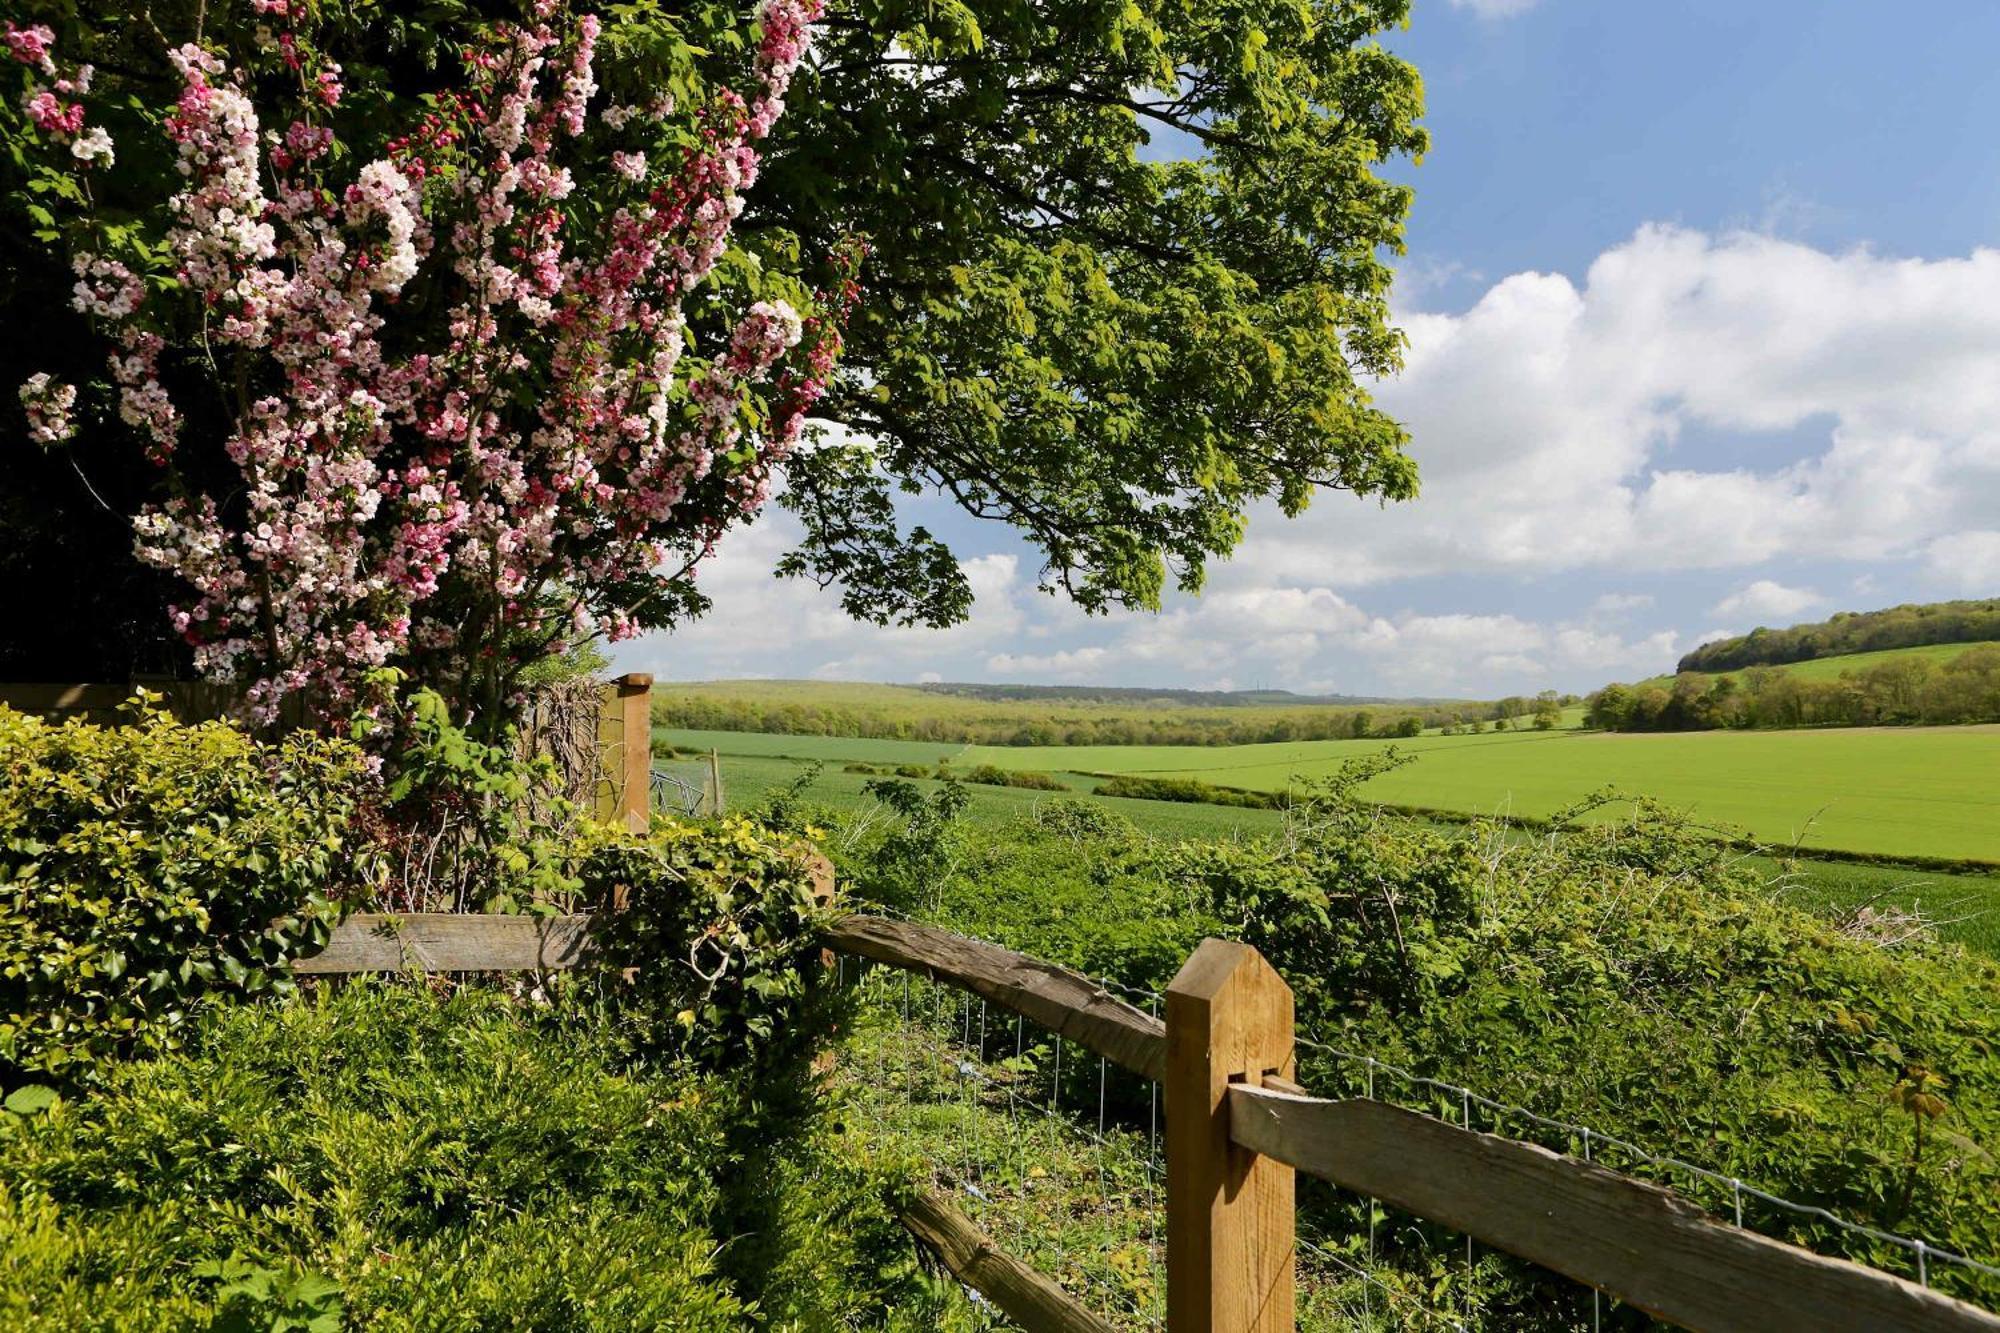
left=1094, top=773, right=1290, bottom=810
left=0, top=704, right=369, bottom=1085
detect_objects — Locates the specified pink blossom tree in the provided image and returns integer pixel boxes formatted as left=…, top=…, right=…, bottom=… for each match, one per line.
left=9, top=2, right=854, bottom=733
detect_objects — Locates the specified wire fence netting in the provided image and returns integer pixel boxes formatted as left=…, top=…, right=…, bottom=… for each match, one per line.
left=826, top=905, right=2000, bottom=1329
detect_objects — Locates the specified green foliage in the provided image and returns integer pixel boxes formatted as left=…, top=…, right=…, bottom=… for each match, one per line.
left=844, top=759, right=1066, bottom=790
left=575, top=816, right=837, bottom=1068
left=852, top=778, right=974, bottom=910
left=1096, top=773, right=1290, bottom=809
left=828, top=781, right=2000, bottom=1315
left=0, top=701, right=367, bottom=1087
left=358, top=677, right=580, bottom=912
left=1679, top=598, right=2000, bottom=673
left=191, top=1255, right=343, bottom=1333
left=0, top=984, right=940, bottom=1330
left=955, top=763, right=1068, bottom=791
left=767, top=0, right=1429, bottom=622
left=1591, top=643, right=2000, bottom=731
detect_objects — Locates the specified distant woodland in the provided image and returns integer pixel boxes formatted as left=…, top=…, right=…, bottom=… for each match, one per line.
left=1676, top=599, right=2000, bottom=672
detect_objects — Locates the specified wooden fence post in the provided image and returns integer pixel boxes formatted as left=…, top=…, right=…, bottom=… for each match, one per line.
left=613, top=673, right=652, bottom=831
left=1166, top=938, right=1296, bottom=1333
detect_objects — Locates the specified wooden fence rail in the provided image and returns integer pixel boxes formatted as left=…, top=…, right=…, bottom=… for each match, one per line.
left=294, top=910, right=2000, bottom=1333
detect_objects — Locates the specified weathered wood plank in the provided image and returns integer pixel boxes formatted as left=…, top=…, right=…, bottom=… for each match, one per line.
left=821, top=914, right=1166, bottom=1083
left=292, top=913, right=595, bottom=974
left=1166, top=938, right=1295, bottom=1333
left=1228, top=1084, right=2000, bottom=1333
left=900, top=1187, right=1116, bottom=1333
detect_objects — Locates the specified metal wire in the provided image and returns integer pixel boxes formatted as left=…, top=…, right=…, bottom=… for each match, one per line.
left=843, top=900, right=2000, bottom=1310
left=1291, top=1033, right=2000, bottom=1287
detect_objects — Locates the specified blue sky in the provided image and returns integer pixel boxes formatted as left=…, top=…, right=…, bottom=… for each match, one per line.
left=618, top=0, right=2000, bottom=698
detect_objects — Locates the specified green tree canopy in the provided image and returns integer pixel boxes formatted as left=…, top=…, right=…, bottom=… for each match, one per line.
left=0, top=0, right=1426, bottom=680
left=760, top=0, right=1427, bottom=622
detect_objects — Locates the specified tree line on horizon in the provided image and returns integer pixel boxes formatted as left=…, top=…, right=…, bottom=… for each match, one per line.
left=1676, top=599, right=2000, bottom=673
left=654, top=688, right=1576, bottom=747
left=1588, top=645, right=2000, bottom=732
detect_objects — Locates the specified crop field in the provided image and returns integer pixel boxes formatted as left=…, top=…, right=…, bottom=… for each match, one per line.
left=661, top=729, right=2000, bottom=952
left=658, top=748, right=1288, bottom=839
left=657, top=727, right=968, bottom=766
left=958, top=724, right=2000, bottom=864
left=663, top=720, right=2000, bottom=863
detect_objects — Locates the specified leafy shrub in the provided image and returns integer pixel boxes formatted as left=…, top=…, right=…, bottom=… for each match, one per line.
left=1096, top=773, right=1290, bottom=809
left=576, top=816, right=837, bottom=1068
left=956, top=763, right=1068, bottom=791
left=0, top=984, right=942, bottom=1330
left=0, top=702, right=368, bottom=1087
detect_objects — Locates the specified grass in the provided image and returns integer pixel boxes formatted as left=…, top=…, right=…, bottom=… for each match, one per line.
left=1745, top=855, right=2000, bottom=956
left=663, top=736, right=2000, bottom=956
left=672, top=748, right=1287, bottom=840
left=657, top=727, right=971, bottom=766
left=955, top=725, right=2000, bottom=864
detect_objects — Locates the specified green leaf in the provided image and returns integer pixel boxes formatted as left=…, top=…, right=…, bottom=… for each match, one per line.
left=3, top=1084, right=59, bottom=1115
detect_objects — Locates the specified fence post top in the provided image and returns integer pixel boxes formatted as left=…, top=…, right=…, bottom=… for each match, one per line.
left=1167, top=936, right=1291, bottom=1006
left=612, top=672, right=654, bottom=692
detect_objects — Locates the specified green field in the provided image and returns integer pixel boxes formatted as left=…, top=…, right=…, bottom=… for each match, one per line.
left=656, top=744, right=1287, bottom=839
left=661, top=726, right=2000, bottom=951
left=663, top=720, right=2000, bottom=864
left=955, top=724, right=2000, bottom=864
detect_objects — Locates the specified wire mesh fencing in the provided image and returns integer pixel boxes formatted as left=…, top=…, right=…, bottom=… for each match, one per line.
left=825, top=901, right=2000, bottom=1328
left=830, top=953, right=1488, bottom=1330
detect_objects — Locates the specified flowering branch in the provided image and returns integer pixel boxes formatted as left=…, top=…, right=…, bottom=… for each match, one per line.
left=13, top=1, right=848, bottom=732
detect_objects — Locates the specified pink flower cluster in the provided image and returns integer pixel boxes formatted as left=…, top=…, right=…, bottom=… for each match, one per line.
left=4, top=22, right=55, bottom=76
left=34, top=4, right=846, bottom=726
left=18, top=372, right=76, bottom=445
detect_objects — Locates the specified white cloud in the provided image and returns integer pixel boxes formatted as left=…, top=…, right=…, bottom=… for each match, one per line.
left=1590, top=592, right=1654, bottom=616
left=1923, top=531, right=2000, bottom=595
left=984, top=646, right=1112, bottom=677
left=618, top=225, right=2000, bottom=696
left=1230, top=226, right=2000, bottom=590
left=1710, top=579, right=1823, bottom=622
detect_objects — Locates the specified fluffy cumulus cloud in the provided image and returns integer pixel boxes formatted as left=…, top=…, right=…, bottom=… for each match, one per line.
left=1924, top=531, right=2000, bottom=594
left=1711, top=580, right=1823, bottom=621
left=1235, top=225, right=2000, bottom=591
left=623, top=225, right=2000, bottom=696
left=622, top=503, right=1687, bottom=695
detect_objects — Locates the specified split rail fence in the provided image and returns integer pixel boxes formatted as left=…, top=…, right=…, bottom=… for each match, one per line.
left=295, top=906, right=2000, bottom=1333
